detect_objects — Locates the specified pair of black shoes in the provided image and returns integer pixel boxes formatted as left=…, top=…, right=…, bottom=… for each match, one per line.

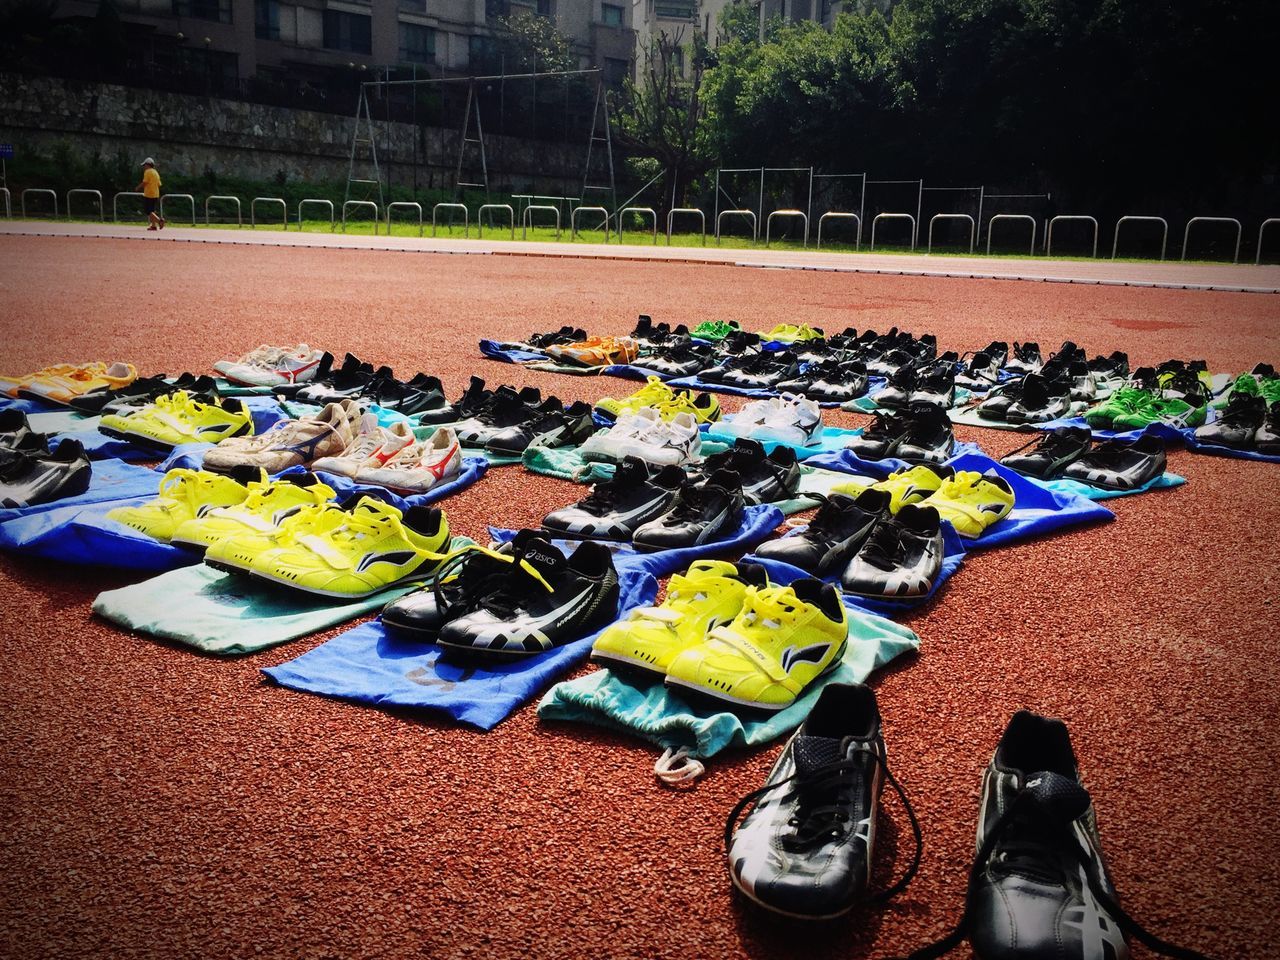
left=1197, top=393, right=1280, bottom=452
left=484, top=399, right=595, bottom=457
left=978, top=372, right=1073, bottom=424
left=878, top=355, right=958, bottom=409
left=518, top=325, right=587, bottom=349
left=777, top=356, right=871, bottom=403
left=0, top=419, right=91, bottom=508
left=955, top=341, right=1010, bottom=390
left=68, top=372, right=215, bottom=416
left=1002, top=427, right=1168, bottom=490
left=643, top=337, right=717, bottom=377
left=451, top=380, right=546, bottom=446
left=630, top=315, right=690, bottom=349
left=728, top=687, right=1210, bottom=960
left=704, top=349, right=802, bottom=389
left=754, top=487, right=944, bottom=598
left=850, top=402, right=955, bottom=465
left=381, top=529, right=619, bottom=658
left=630, top=468, right=745, bottom=551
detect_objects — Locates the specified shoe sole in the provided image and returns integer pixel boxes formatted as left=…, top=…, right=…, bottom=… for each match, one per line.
left=244, top=562, right=440, bottom=599
left=588, top=648, right=669, bottom=681
left=663, top=640, right=847, bottom=713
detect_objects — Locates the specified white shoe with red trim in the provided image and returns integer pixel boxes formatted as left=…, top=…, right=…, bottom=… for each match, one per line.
left=355, top=427, right=463, bottom=493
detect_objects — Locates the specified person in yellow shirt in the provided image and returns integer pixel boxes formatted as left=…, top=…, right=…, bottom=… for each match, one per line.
left=135, top=157, right=165, bottom=231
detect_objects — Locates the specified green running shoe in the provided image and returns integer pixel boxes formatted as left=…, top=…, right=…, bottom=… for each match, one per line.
left=1084, top=386, right=1156, bottom=427
left=1212, top=372, right=1260, bottom=410
left=1261, top=377, right=1280, bottom=406
left=1112, top=394, right=1207, bottom=430
left=691, top=320, right=740, bottom=342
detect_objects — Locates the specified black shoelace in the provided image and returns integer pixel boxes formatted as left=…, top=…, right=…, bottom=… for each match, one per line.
left=1002, top=430, right=1084, bottom=462
left=431, top=549, right=518, bottom=621
left=665, top=485, right=712, bottom=523
left=858, top=520, right=903, bottom=572
left=894, top=789, right=1212, bottom=960
left=724, top=748, right=923, bottom=905
left=864, top=412, right=906, bottom=441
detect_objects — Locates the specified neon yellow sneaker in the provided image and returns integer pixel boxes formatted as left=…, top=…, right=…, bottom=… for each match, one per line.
left=203, top=499, right=351, bottom=574
left=246, top=496, right=451, bottom=598
left=765, top=323, right=823, bottom=344
left=663, top=578, right=848, bottom=712
left=851, top=464, right=955, bottom=514
left=170, top=473, right=336, bottom=553
left=657, top=389, right=721, bottom=424
left=928, top=470, right=1015, bottom=538
left=595, top=376, right=675, bottom=420
left=100, top=391, right=254, bottom=450
left=591, top=560, right=768, bottom=678
left=106, top=466, right=260, bottom=543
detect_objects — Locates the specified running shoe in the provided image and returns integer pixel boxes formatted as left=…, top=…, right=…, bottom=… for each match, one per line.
left=874, top=364, right=919, bottom=409
left=1004, top=341, right=1042, bottom=376
left=845, top=409, right=911, bottom=461
left=0, top=410, right=42, bottom=453
left=725, top=683, right=920, bottom=919
left=1255, top=401, right=1280, bottom=454
left=765, top=323, right=824, bottom=344
left=591, top=559, right=768, bottom=677
left=691, top=320, right=741, bottom=342
left=99, top=391, right=255, bottom=450
left=693, top=438, right=801, bottom=505
left=1111, top=390, right=1207, bottom=430
left=246, top=496, right=451, bottom=598
left=453, top=386, right=545, bottom=447
left=108, top=465, right=261, bottom=543
left=18, top=362, right=138, bottom=406
left=416, top=375, right=491, bottom=428
left=595, top=376, right=676, bottom=421
left=863, top=464, right=954, bottom=513
left=1082, top=367, right=1160, bottom=428
left=170, top=472, right=335, bottom=552
left=999, top=426, right=1092, bottom=480
left=435, top=533, right=620, bottom=659
left=1088, top=350, right=1130, bottom=380
left=1060, top=435, right=1166, bottom=491
left=643, top=337, right=717, bottom=378
left=521, top=326, right=587, bottom=349
left=754, top=488, right=890, bottom=575
left=976, top=378, right=1027, bottom=422
left=927, top=470, right=1015, bottom=538
left=544, top=336, right=640, bottom=367
left=908, top=359, right=957, bottom=408
left=354, top=427, right=463, bottom=494
left=73, top=373, right=215, bottom=417
left=541, top=456, right=684, bottom=541
left=202, top=400, right=360, bottom=474
left=895, top=401, right=955, bottom=465
left=901, top=710, right=1212, bottom=960
left=485, top=401, right=595, bottom=456
left=364, top=374, right=452, bottom=420
left=203, top=497, right=353, bottom=574
left=0, top=439, right=92, bottom=509
left=1004, top=373, right=1072, bottom=424
left=291, top=354, right=381, bottom=405
left=841, top=504, right=944, bottom=598
left=723, top=394, right=822, bottom=446
left=777, top=358, right=870, bottom=404
left=865, top=346, right=921, bottom=379
left=631, top=469, right=745, bottom=551
left=1194, top=392, right=1267, bottom=448
left=311, top=414, right=415, bottom=478
left=1, top=363, right=78, bottom=398
left=214, top=344, right=332, bottom=386
left=381, top=541, right=519, bottom=639
left=629, top=316, right=688, bottom=348
left=664, top=577, right=847, bottom=712
left=579, top=408, right=701, bottom=465
left=721, top=350, right=802, bottom=390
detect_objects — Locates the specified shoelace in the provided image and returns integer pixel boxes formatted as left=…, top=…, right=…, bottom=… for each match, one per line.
left=665, top=485, right=710, bottom=523
left=1001, top=430, right=1084, bottom=462
left=724, top=748, right=922, bottom=904
left=431, top=546, right=554, bottom=621
left=858, top=520, right=903, bottom=572
left=895, top=785, right=1211, bottom=960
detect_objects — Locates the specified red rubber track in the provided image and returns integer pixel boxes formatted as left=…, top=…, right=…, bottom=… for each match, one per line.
left=1, top=237, right=1277, bottom=960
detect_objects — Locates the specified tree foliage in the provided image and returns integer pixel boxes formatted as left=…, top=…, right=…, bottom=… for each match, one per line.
left=491, top=12, right=575, bottom=74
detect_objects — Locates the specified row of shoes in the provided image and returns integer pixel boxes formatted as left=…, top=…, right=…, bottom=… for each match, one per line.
left=0, top=361, right=139, bottom=406
left=725, top=685, right=1209, bottom=960
left=1084, top=363, right=1213, bottom=429
left=593, top=376, right=721, bottom=425
left=0, top=411, right=91, bottom=508
left=291, top=353, right=457, bottom=420
left=848, top=401, right=955, bottom=465
left=1001, top=426, right=1169, bottom=489
left=877, top=353, right=960, bottom=408
left=70, top=372, right=217, bottom=417
left=580, top=406, right=702, bottom=466
left=110, top=467, right=453, bottom=599
left=213, top=343, right=332, bottom=387
left=382, top=529, right=620, bottom=658
left=446, top=381, right=597, bottom=455
left=100, top=390, right=255, bottom=450
left=590, top=559, right=847, bottom=712
left=976, top=341, right=1107, bottom=423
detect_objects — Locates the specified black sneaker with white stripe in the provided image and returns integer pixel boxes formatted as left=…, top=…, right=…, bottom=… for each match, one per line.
left=436, top=532, right=620, bottom=658
left=0, top=439, right=92, bottom=509
left=631, top=469, right=745, bottom=551
left=725, top=683, right=921, bottom=920
left=541, top=456, right=684, bottom=540
left=694, top=438, right=801, bottom=505
left=1060, top=435, right=1166, bottom=491
left=485, top=399, right=595, bottom=456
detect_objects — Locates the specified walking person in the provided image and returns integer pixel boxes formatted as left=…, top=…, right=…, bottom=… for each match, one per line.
left=136, top=157, right=165, bottom=231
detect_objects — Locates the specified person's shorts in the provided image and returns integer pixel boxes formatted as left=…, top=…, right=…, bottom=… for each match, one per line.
left=143, top=197, right=159, bottom=215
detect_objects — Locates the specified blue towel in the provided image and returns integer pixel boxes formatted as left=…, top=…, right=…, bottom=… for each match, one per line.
left=0, top=458, right=162, bottom=525
left=1182, top=430, right=1280, bottom=464
left=1043, top=472, right=1186, bottom=501
left=602, top=363, right=679, bottom=382
left=157, top=442, right=216, bottom=471
left=802, top=441, right=984, bottom=480
left=701, top=423, right=866, bottom=462
left=0, top=395, right=58, bottom=415
left=0, top=496, right=198, bottom=571
left=478, top=339, right=548, bottom=364
left=262, top=567, right=658, bottom=731
left=665, top=375, right=778, bottom=399
left=1032, top=416, right=1186, bottom=444
left=944, top=452, right=1114, bottom=549
left=536, top=606, right=920, bottom=760
left=744, top=520, right=968, bottom=616
left=286, top=456, right=488, bottom=511
left=489, top=504, right=785, bottom=580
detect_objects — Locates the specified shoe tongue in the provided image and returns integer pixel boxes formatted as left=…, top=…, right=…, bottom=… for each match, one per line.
left=792, top=735, right=845, bottom=777
left=511, top=532, right=567, bottom=580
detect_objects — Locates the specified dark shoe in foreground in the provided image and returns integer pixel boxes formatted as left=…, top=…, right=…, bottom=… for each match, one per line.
left=898, top=710, right=1211, bottom=960
left=896, top=402, right=955, bottom=465
left=1193, top=392, right=1266, bottom=449
left=1255, top=401, right=1280, bottom=454
left=0, top=439, right=92, bottom=508
left=694, top=438, right=801, bottom=505
left=632, top=469, right=745, bottom=551
left=725, top=683, right=921, bottom=919
left=1060, top=435, right=1166, bottom=491
left=840, top=503, right=944, bottom=599
left=541, top=456, right=684, bottom=541
left=999, top=426, right=1092, bottom=480
left=753, top=488, right=890, bottom=576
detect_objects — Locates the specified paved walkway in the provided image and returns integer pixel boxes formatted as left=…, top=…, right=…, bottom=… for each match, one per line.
left=4, top=220, right=1278, bottom=292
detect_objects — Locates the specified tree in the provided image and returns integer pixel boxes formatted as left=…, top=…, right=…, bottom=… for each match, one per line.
left=490, top=12, right=575, bottom=74
left=611, top=28, right=713, bottom=213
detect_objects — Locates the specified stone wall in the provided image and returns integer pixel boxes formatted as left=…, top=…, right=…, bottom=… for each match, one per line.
left=0, top=72, right=588, bottom=193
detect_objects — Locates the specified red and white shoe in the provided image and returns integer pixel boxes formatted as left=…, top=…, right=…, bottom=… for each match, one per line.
left=214, top=343, right=331, bottom=386
left=355, top=427, right=462, bottom=494
left=312, top=413, right=415, bottom=478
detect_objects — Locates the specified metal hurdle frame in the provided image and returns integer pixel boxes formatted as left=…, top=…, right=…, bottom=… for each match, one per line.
left=205, top=195, right=242, bottom=226
left=297, top=199, right=335, bottom=229
left=1046, top=215, right=1099, bottom=258
left=987, top=214, right=1037, bottom=255
left=113, top=191, right=145, bottom=222
left=571, top=205, right=610, bottom=241
left=160, top=193, right=196, bottom=226
left=1112, top=216, right=1169, bottom=260
left=870, top=212, right=916, bottom=250
left=716, top=209, right=757, bottom=244
left=0, top=187, right=10, bottom=218
left=66, top=188, right=103, bottom=221
left=521, top=204, right=561, bottom=240
left=618, top=206, right=657, bottom=245
left=816, top=212, right=860, bottom=249
left=251, top=197, right=287, bottom=229
left=1182, top=217, right=1242, bottom=263
left=765, top=209, right=809, bottom=247
left=21, top=188, right=57, bottom=218
left=477, top=204, right=515, bottom=240
left=432, top=202, right=469, bottom=238
left=926, top=213, right=976, bottom=253
left=387, top=201, right=424, bottom=236
left=1257, top=218, right=1280, bottom=265
left=342, top=200, right=379, bottom=234
left=666, top=208, right=705, bottom=246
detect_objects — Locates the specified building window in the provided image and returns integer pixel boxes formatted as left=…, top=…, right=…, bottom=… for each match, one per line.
left=654, top=0, right=694, bottom=19
left=399, top=0, right=426, bottom=10
left=255, top=0, right=280, bottom=39
left=603, top=56, right=628, bottom=87
left=323, top=10, right=372, bottom=53
left=601, top=2, right=623, bottom=26
left=537, top=0, right=552, bottom=14
left=399, top=23, right=435, bottom=63
left=172, top=0, right=232, bottom=23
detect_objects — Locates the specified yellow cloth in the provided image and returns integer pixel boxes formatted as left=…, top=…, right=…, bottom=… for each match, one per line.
left=142, top=168, right=161, bottom=199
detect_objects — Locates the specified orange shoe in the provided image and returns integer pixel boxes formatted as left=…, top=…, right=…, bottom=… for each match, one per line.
left=20, top=362, right=139, bottom=405
left=546, top=336, right=640, bottom=367
left=1, top=363, right=79, bottom=398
